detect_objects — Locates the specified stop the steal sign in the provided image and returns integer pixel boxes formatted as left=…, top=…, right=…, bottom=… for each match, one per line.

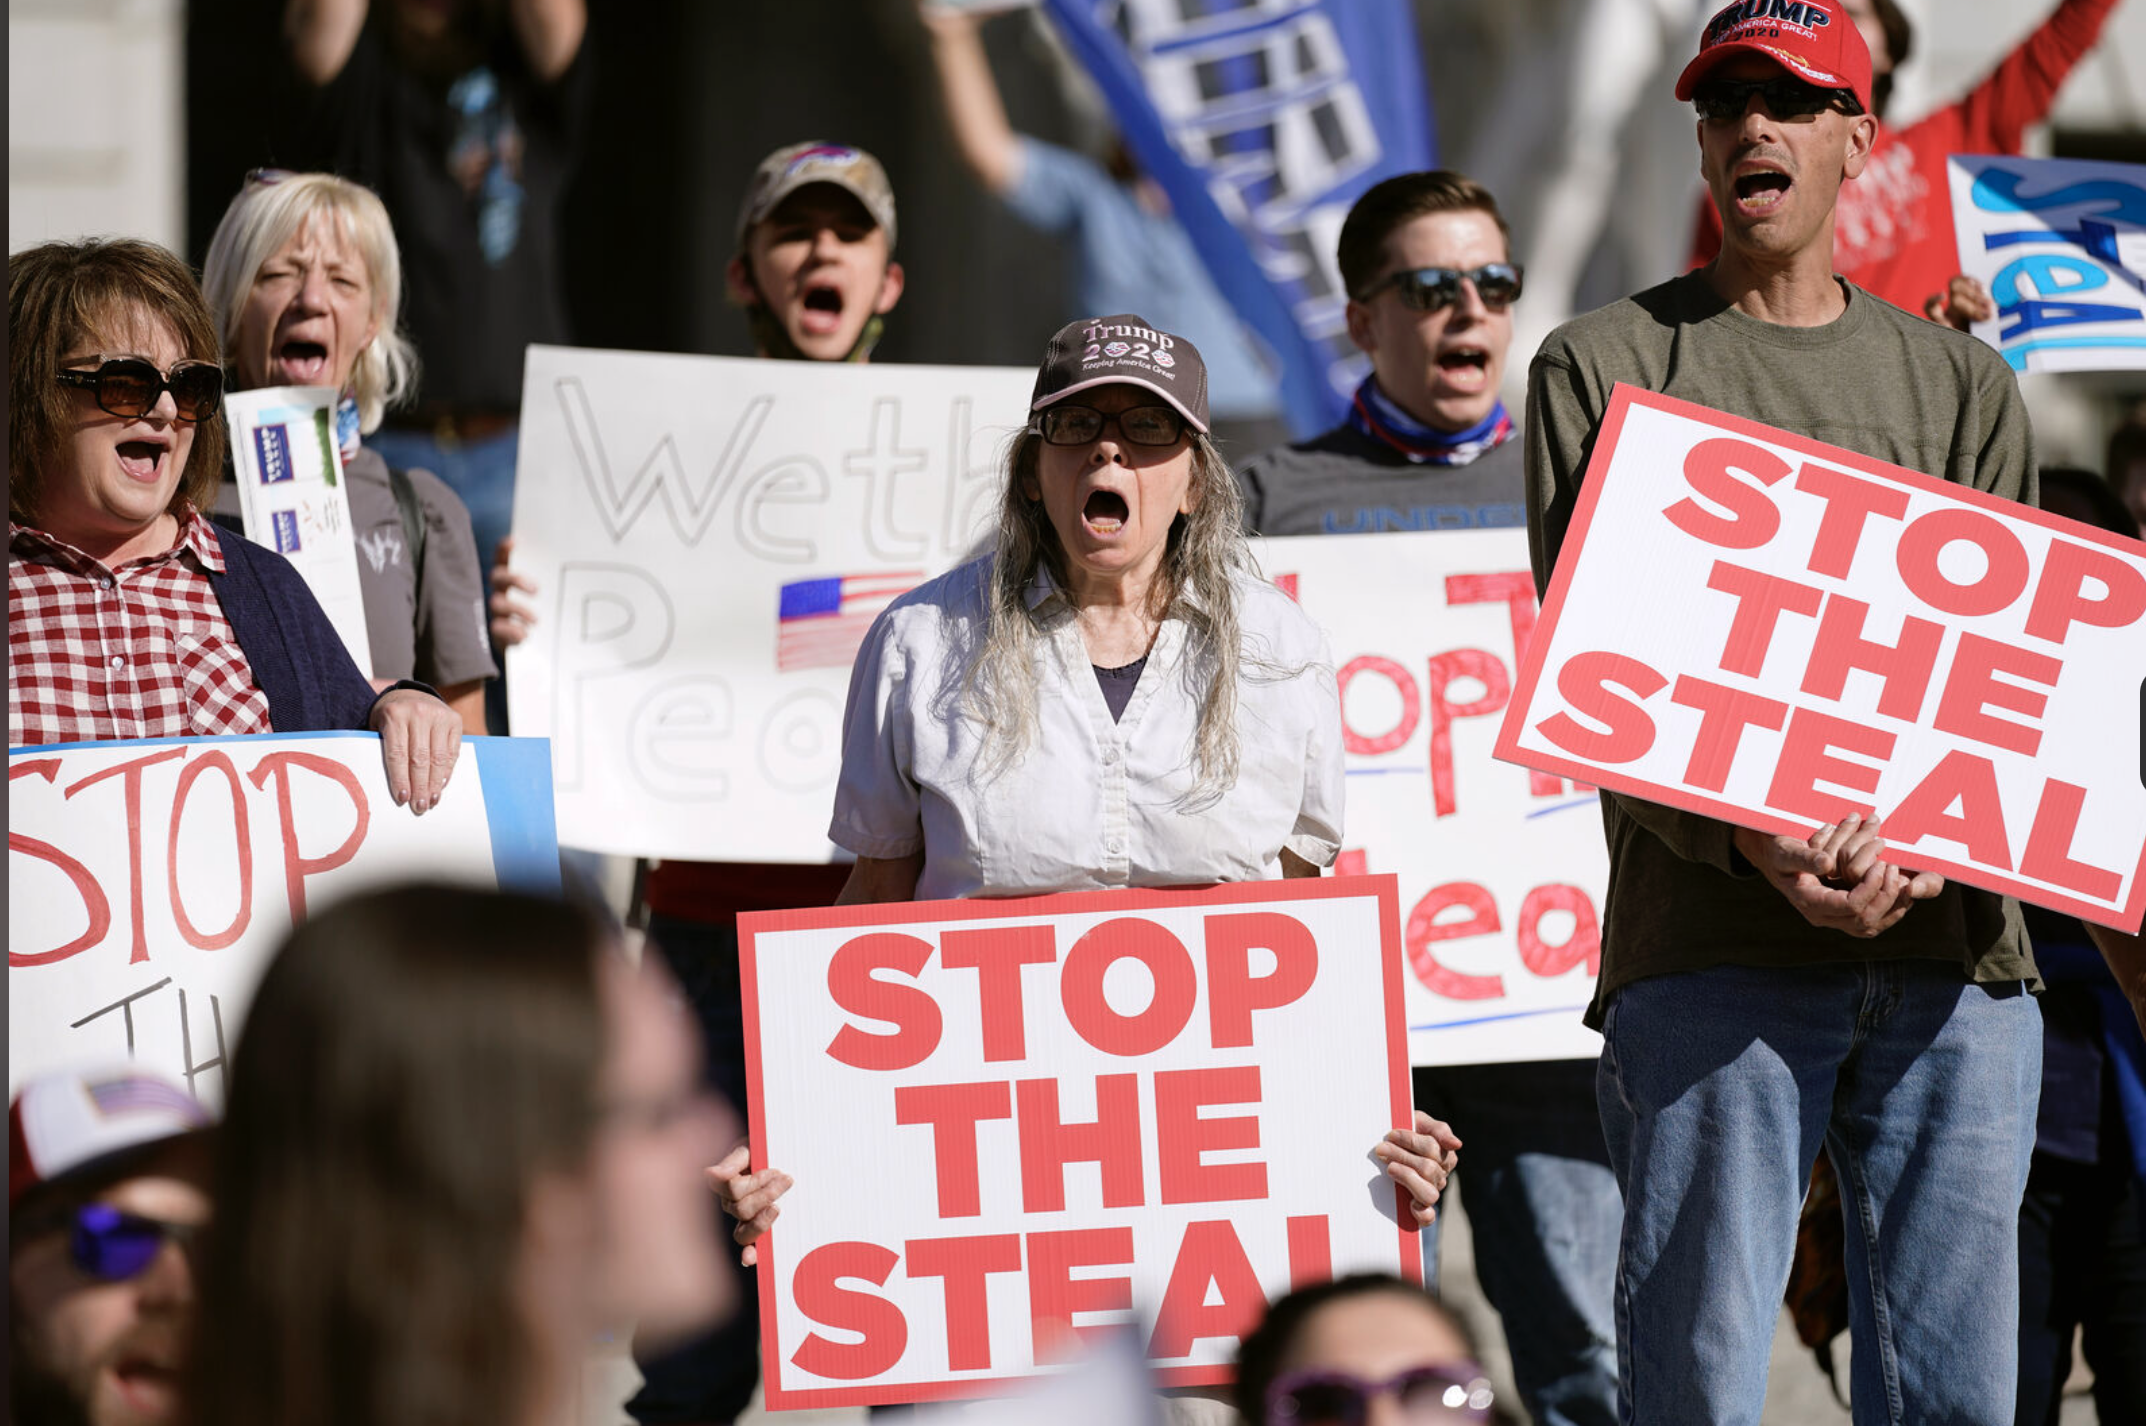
left=1497, top=385, right=2146, bottom=933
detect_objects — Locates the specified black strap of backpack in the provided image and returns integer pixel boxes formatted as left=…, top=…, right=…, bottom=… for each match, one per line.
left=386, top=464, right=427, bottom=572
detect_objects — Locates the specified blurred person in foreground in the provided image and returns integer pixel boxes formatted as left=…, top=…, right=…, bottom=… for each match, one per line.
left=10, top=1068, right=213, bottom=1426
left=201, top=169, right=498, bottom=735
left=490, top=140, right=907, bottom=1424
left=1686, top=0, right=2124, bottom=324
left=8, top=237, right=460, bottom=812
left=714, top=318, right=1462, bottom=1353
left=1239, top=171, right=1619, bottom=1426
left=1233, top=1274, right=1516, bottom=1426
left=181, top=884, right=734, bottom=1426
left=1528, top=2, right=2052, bottom=1418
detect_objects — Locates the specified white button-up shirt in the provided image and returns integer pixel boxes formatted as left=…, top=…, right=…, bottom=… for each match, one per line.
left=831, top=557, right=1344, bottom=900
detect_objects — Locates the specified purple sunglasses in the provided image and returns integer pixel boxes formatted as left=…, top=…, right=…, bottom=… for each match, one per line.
left=1267, top=1362, right=1496, bottom=1424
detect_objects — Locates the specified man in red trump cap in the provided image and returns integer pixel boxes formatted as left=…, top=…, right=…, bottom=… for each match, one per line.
left=1525, top=2, right=2042, bottom=1420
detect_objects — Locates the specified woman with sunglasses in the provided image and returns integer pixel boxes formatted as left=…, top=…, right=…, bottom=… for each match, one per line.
left=1235, top=1274, right=1516, bottom=1426
left=712, top=316, right=1461, bottom=1304
left=202, top=171, right=498, bottom=735
left=8, top=237, right=461, bottom=814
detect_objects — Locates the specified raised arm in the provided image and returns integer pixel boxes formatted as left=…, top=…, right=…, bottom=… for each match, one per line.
left=917, top=3, right=1021, bottom=194
left=510, top=0, right=586, bottom=85
left=285, top=0, right=368, bottom=86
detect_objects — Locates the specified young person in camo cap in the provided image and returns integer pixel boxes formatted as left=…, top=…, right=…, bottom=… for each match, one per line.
left=1526, top=4, right=2043, bottom=1419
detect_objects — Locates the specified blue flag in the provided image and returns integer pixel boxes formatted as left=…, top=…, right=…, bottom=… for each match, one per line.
left=1042, top=0, right=1436, bottom=436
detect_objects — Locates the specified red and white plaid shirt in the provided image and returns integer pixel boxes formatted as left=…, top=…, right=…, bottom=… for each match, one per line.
left=9, top=510, right=274, bottom=745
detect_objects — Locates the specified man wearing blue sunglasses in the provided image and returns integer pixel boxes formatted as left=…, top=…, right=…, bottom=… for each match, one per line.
left=9, top=1067, right=211, bottom=1426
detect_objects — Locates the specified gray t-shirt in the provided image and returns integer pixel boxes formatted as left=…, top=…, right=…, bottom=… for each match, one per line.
left=1236, top=422, right=1525, bottom=537
left=342, top=447, right=498, bottom=687
left=1525, top=272, right=2037, bottom=1020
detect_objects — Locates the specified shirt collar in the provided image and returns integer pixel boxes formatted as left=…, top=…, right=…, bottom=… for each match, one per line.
left=9, top=505, right=224, bottom=576
left=1019, top=559, right=1212, bottom=619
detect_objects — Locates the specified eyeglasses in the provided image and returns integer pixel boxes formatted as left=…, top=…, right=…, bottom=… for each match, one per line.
left=1267, top=1364, right=1497, bottom=1425
left=1361, top=264, right=1524, bottom=312
left=1034, top=403, right=1188, bottom=447
left=57, top=357, right=225, bottom=424
left=1692, top=76, right=1862, bottom=122
left=20, top=1202, right=202, bottom=1281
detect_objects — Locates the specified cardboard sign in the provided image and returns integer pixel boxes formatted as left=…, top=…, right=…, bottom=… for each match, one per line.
left=741, top=877, right=1418, bottom=1407
left=506, top=346, right=1033, bottom=861
left=224, top=387, right=374, bottom=675
left=1496, top=386, right=2146, bottom=933
left=9, top=733, right=560, bottom=1104
left=1947, top=154, right=2146, bottom=373
left=1263, top=531, right=1606, bottom=1065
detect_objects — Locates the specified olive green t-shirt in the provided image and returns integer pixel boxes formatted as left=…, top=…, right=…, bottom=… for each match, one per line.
left=1523, top=273, right=2039, bottom=1024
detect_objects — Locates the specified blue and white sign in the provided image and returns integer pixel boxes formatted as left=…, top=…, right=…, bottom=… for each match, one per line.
left=8, top=733, right=560, bottom=1106
left=1947, top=154, right=2146, bottom=374
left=1043, top=0, right=1436, bottom=436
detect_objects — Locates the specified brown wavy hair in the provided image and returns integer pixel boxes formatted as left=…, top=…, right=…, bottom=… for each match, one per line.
left=8, top=237, right=228, bottom=528
left=183, top=885, right=609, bottom=1426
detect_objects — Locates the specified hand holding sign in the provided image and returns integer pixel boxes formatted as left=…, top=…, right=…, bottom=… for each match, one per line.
left=368, top=687, right=462, bottom=813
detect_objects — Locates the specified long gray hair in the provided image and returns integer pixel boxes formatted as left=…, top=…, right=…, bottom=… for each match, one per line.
left=962, top=427, right=1254, bottom=799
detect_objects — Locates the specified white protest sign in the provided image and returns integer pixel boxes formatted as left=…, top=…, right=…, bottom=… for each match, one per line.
left=224, top=387, right=374, bottom=675
left=1496, top=385, right=2146, bottom=933
left=1947, top=154, right=2146, bottom=373
left=9, top=733, right=561, bottom=1106
left=1261, top=531, right=1606, bottom=1065
left=741, top=877, right=1419, bottom=1408
left=507, top=346, right=1033, bottom=861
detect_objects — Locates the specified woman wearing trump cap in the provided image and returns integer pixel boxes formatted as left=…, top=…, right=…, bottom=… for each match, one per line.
left=710, top=315, right=1461, bottom=1270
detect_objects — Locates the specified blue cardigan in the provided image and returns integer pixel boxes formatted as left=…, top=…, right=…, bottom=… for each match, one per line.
left=206, top=526, right=422, bottom=731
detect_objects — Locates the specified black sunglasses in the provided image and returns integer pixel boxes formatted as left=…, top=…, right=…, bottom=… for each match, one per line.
left=1035, top=403, right=1188, bottom=447
left=1267, top=1363, right=1496, bottom=1424
left=57, top=357, right=225, bottom=424
left=13, top=1202, right=200, bottom=1282
left=1693, top=75, right=1862, bottom=122
left=1362, top=263, right=1524, bottom=312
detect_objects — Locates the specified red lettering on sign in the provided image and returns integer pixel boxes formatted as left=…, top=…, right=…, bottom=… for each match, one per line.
left=1516, top=885, right=1601, bottom=978
left=894, top=1081, right=1012, bottom=1218
left=789, top=1241, right=907, bottom=1379
left=167, top=751, right=253, bottom=951
left=1287, top=1214, right=1334, bottom=1287
left=1793, top=461, right=1910, bottom=578
left=1886, top=751, right=2013, bottom=870
left=1537, top=652, right=1666, bottom=764
left=1671, top=674, right=1790, bottom=792
left=2022, top=780, right=2121, bottom=901
left=1338, top=655, right=1419, bottom=756
left=825, top=933, right=942, bottom=1071
left=906, top=1233, right=1021, bottom=1372
left=1449, top=571, right=1565, bottom=796
left=1801, top=594, right=1946, bottom=722
left=1663, top=437, right=1792, bottom=549
left=1148, top=1220, right=1268, bottom=1359
left=1061, top=919, right=1197, bottom=1057
left=1427, top=649, right=1510, bottom=818
left=64, top=747, right=186, bottom=964
left=1896, top=508, right=2031, bottom=617
left=1155, top=1066, right=1266, bottom=1205
left=1404, top=883, right=1503, bottom=1000
left=1027, top=1227, right=1134, bottom=1362
left=9, top=759, right=112, bottom=968
left=1016, top=1075, right=1144, bottom=1213
left=1204, top=912, right=1317, bottom=1049
left=245, top=751, right=369, bottom=923
left=1932, top=633, right=2060, bottom=757
left=1766, top=708, right=1894, bottom=823
left=1333, top=849, right=1368, bottom=879
left=1706, top=561, right=1824, bottom=677
left=2025, top=539, right=2146, bottom=646
left=941, top=925, right=1055, bottom=1062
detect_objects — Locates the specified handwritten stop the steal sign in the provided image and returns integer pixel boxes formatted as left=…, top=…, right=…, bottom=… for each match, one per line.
left=739, top=877, right=1418, bottom=1408
left=1496, top=386, right=2146, bottom=934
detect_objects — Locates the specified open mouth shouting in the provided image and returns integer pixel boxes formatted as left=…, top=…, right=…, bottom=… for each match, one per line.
left=798, top=280, right=848, bottom=338
left=1732, top=162, right=1793, bottom=217
left=109, top=1353, right=181, bottom=1418
left=1435, top=343, right=1492, bottom=393
left=115, top=434, right=172, bottom=485
left=1082, top=487, right=1131, bottom=536
left=274, top=337, right=332, bottom=386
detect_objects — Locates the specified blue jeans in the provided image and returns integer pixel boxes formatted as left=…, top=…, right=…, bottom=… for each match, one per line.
left=1416, top=1061, right=1620, bottom=1426
left=1598, top=960, right=2040, bottom=1426
left=367, top=424, right=520, bottom=731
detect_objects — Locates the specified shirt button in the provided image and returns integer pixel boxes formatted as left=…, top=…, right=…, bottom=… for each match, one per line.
left=109, top=655, right=125, bottom=669
left=1102, top=747, right=1120, bottom=765
left=1105, top=839, right=1124, bottom=856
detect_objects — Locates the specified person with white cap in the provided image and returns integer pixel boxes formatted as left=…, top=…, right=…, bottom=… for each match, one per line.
left=1525, top=2, right=2042, bottom=1419
left=8, top=1066, right=212, bottom=1426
